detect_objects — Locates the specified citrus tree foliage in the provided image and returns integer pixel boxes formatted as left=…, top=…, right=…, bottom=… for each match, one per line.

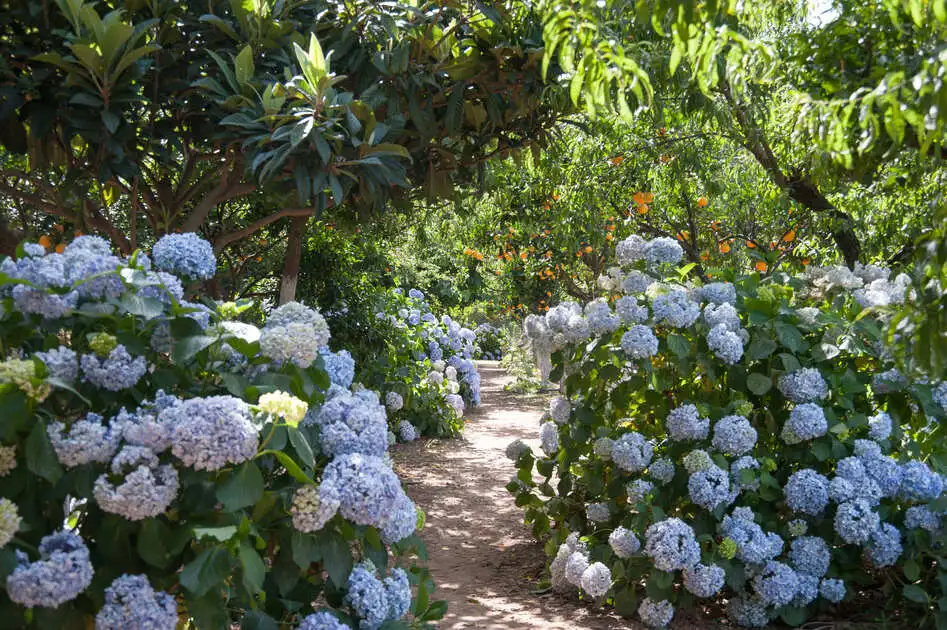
left=0, top=0, right=567, bottom=257
left=448, top=113, right=940, bottom=317
left=507, top=234, right=947, bottom=627
left=534, top=0, right=946, bottom=267
left=0, top=234, right=443, bottom=628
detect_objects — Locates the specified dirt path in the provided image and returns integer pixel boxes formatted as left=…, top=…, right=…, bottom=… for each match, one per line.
left=391, top=361, right=633, bottom=629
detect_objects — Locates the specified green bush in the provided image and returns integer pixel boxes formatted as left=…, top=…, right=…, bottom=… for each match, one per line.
left=508, top=235, right=947, bottom=628
left=0, top=235, right=443, bottom=629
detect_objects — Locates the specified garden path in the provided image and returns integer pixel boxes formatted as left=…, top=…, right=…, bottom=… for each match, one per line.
left=391, top=361, right=636, bottom=629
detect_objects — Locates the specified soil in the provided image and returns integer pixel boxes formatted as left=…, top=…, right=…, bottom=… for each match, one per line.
left=391, top=361, right=639, bottom=629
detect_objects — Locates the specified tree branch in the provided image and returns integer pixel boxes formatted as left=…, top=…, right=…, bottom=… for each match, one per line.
left=213, top=208, right=314, bottom=253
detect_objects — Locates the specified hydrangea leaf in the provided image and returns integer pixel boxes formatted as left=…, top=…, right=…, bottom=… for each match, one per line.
left=180, top=547, right=234, bottom=597
left=217, top=462, right=265, bottom=512
left=25, top=421, right=63, bottom=484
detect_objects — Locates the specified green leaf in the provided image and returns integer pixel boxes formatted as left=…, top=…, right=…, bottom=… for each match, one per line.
left=323, top=531, right=353, bottom=587
left=180, top=547, right=233, bottom=597
left=904, top=584, right=929, bottom=604
left=747, top=373, right=772, bottom=395
left=779, top=606, right=808, bottom=626
left=292, top=530, right=323, bottom=569
left=667, top=334, right=691, bottom=358
left=241, top=611, right=279, bottom=630
left=774, top=321, right=805, bottom=352
left=746, top=336, right=777, bottom=361
left=25, top=421, right=63, bottom=484
left=193, top=525, right=238, bottom=542
left=259, top=450, right=314, bottom=484
left=172, top=335, right=216, bottom=364
left=288, top=428, right=315, bottom=469
left=117, top=293, right=165, bottom=319
left=239, top=542, right=265, bottom=594
left=234, top=45, right=254, bottom=86
left=904, top=558, right=922, bottom=582
left=216, top=462, right=264, bottom=512
left=138, top=519, right=173, bottom=568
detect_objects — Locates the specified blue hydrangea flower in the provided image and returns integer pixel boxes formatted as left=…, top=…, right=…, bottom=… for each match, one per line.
left=707, top=324, right=745, bottom=365
left=580, top=562, right=612, bottom=597
left=790, top=536, right=830, bottom=576
left=900, top=460, right=944, bottom=501
left=407, top=288, right=424, bottom=300
left=151, top=232, right=216, bottom=280
left=345, top=566, right=389, bottom=630
left=612, top=431, right=653, bottom=472
left=6, top=531, right=93, bottom=608
left=93, top=449, right=179, bottom=521
left=644, top=237, right=684, bottom=267
left=616, top=235, right=648, bottom=266
left=682, top=449, right=714, bottom=473
left=549, top=396, right=571, bottom=424
left=867, top=412, right=892, bottom=441
left=834, top=499, right=880, bottom=544
left=638, top=597, right=674, bottom=628
left=539, top=421, right=559, bottom=455
left=564, top=551, right=589, bottom=587
left=726, top=596, right=769, bottom=627
left=584, top=299, right=620, bottom=335
left=933, top=381, right=947, bottom=412
left=164, top=396, right=259, bottom=471
left=593, top=437, right=614, bottom=460
left=620, top=325, right=659, bottom=359
left=138, top=271, right=184, bottom=304
left=397, top=420, right=417, bottom=443
left=854, top=439, right=883, bottom=457
left=115, top=391, right=181, bottom=454
left=622, top=270, right=654, bottom=294
left=731, top=456, right=761, bottom=491
left=609, top=526, right=640, bottom=558
left=777, top=368, right=829, bottom=403
left=820, top=578, right=846, bottom=603
left=861, top=453, right=903, bottom=497
left=793, top=573, right=820, bottom=606
left=35, top=346, right=79, bottom=383
left=712, top=415, right=757, bottom=455
left=586, top=502, right=610, bottom=523
left=644, top=518, right=700, bottom=572
left=785, top=469, right=830, bottom=515
left=688, top=465, right=732, bottom=511
left=95, top=574, right=177, bottom=630
left=865, top=522, right=902, bottom=567
left=383, top=568, right=411, bottom=620
left=80, top=345, right=147, bottom=391
left=752, top=561, right=799, bottom=607
left=782, top=403, right=828, bottom=444
left=616, top=296, right=649, bottom=324
left=381, top=493, right=418, bottom=544
left=666, top=404, right=710, bottom=441
left=872, top=369, right=908, bottom=394
left=47, top=413, right=121, bottom=468
left=701, top=282, right=737, bottom=305
left=0, top=499, right=20, bottom=548
left=652, top=289, right=700, bottom=328
left=721, top=512, right=784, bottom=564
left=649, top=458, right=675, bottom=484
left=385, top=391, right=403, bottom=412
left=627, top=479, right=655, bottom=503
left=298, top=611, right=352, bottom=630
left=291, top=484, right=340, bottom=533
left=703, top=302, right=741, bottom=331
left=905, top=505, right=941, bottom=531
left=683, top=563, right=725, bottom=598
left=308, top=388, right=388, bottom=458
left=321, top=454, right=403, bottom=528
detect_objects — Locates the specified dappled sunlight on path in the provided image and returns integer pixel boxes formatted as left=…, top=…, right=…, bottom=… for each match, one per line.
left=391, top=361, right=636, bottom=629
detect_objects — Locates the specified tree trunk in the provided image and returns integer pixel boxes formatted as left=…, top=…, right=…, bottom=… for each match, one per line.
left=0, top=215, right=20, bottom=257
left=278, top=215, right=308, bottom=305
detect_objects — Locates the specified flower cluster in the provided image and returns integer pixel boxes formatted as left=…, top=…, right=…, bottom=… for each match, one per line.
left=151, top=232, right=216, bottom=280
left=95, top=574, right=177, bottom=630
left=6, top=531, right=94, bottom=608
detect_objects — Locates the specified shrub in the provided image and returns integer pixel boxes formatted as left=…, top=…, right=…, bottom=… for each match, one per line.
left=509, top=235, right=946, bottom=628
left=473, top=324, right=505, bottom=360
left=360, top=288, right=481, bottom=440
left=0, top=235, right=444, bottom=629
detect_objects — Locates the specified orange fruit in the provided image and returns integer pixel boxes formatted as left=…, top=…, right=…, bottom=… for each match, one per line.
left=746, top=241, right=756, bottom=248
left=606, top=233, right=614, bottom=241
left=676, top=231, right=689, bottom=241
left=710, top=220, right=720, bottom=232
left=55, top=243, right=66, bottom=254
left=719, top=242, right=731, bottom=254
left=700, top=252, right=709, bottom=261
left=802, top=258, right=810, bottom=266
left=637, top=204, right=649, bottom=215
left=552, top=193, right=560, bottom=201
left=755, top=261, right=768, bottom=272
left=38, top=235, right=51, bottom=248
left=520, top=252, right=528, bottom=260
left=608, top=155, right=624, bottom=165
left=584, top=246, right=593, bottom=253
left=783, top=230, right=796, bottom=242
left=696, top=196, right=708, bottom=208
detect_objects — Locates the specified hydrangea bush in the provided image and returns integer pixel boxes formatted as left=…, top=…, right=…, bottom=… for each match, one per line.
left=0, top=235, right=444, bottom=629
left=509, top=234, right=947, bottom=628
left=361, top=288, right=481, bottom=439
left=473, top=323, right=505, bottom=361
